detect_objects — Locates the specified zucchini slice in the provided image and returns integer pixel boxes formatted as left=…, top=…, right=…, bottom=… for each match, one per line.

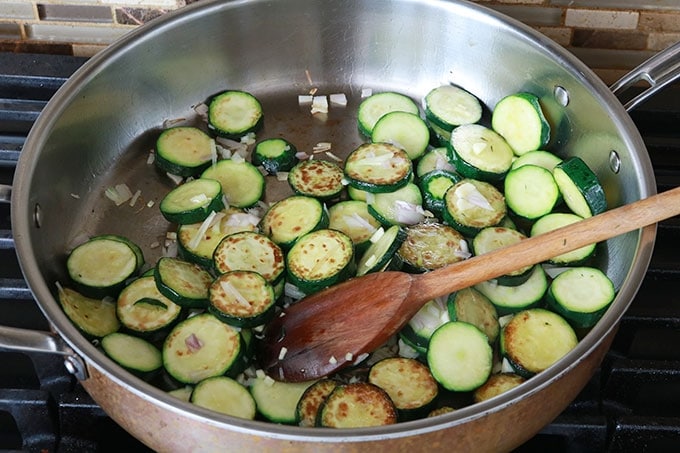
left=491, top=92, right=551, bottom=155
left=317, top=382, right=398, bottom=428
left=288, top=159, right=344, bottom=200
left=371, top=111, right=430, bottom=160
left=367, top=182, right=424, bottom=227
left=177, top=206, right=259, bottom=268
left=67, top=236, right=139, bottom=298
left=443, top=179, right=506, bottom=236
left=356, top=225, right=406, bottom=276
left=368, top=357, right=438, bottom=418
left=418, top=169, right=461, bottom=218
left=416, top=146, right=455, bottom=177
left=154, top=257, right=212, bottom=309
left=155, top=126, right=214, bottom=177
left=475, top=265, right=548, bottom=316
left=162, top=313, right=241, bottom=384
left=553, top=156, right=607, bottom=218
left=250, top=374, right=316, bottom=424
left=427, top=321, right=493, bottom=392
left=259, top=195, right=328, bottom=248
left=424, top=84, right=483, bottom=132
left=530, top=212, right=595, bottom=265
left=510, top=149, right=562, bottom=171
left=208, top=90, right=263, bottom=139
left=191, top=376, right=256, bottom=419
left=472, top=227, right=533, bottom=286
left=159, top=178, right=224, bottom=225
left=357, top=91, right=419, bottom=136
left=448, top=287, right=499, bottom=344
left=213, top=231, right=285, bottom=284
left=448, top=123, right=514, bottom=181
left=101, top=332, right=162, bottom=375
left=92, top=234, right=145, bottom=274
left=286, top=229, right=355, bottom=294
left=58, top=286, right=120, bottom=338
left=500, top=308, right=578, bottom=377
left=545, top=266, right=615, bottom=328
left=396, top=222, right=469, bottom=273
left=344, top=142, right=412, bottom=193
left=295, top=379, right=339, bottom=427
left=472, top=372, right=526, bottom=403
left=504, top=164, right=559, bottom=220
left=327, top=200, right=381, bottom=253
left=201, top=159, right=265, bottom=208
left=252, top=137, right=298, bottom=174
left=116, top=276, right=184, bottom=336
left=208, top=271, right=276, bottom=328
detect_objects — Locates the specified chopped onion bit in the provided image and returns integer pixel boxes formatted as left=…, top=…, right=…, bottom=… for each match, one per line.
left=298, top=94, right=313, bottom=104
left=220, top=280, right=251, bottom=308
left=311, top=96, right=329, bottom=114
left=188, top=211, right=218, bottom=250
left=329, top=93, right=348, bottom=106
left=105, top=183, right=133, bottom=206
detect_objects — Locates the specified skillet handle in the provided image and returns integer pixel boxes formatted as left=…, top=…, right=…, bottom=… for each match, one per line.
left=610, top=40, right=680, bottom=111
left=0, top=184, right=11, bottom=203
left=0, top=325, right=71, bottom=355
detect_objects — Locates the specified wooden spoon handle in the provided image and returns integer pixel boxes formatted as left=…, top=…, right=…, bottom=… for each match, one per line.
left=415, top=186, right=680, bottom=303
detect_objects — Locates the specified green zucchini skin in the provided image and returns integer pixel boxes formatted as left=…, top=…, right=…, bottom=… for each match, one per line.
left=159, top=178, right=224, bottom=225
left=286, top=229, right=355, bottom=295
left=491, top=92, right=551, bottom=155
left=67, top=236, right=140, bottom=299
left=154, top=256, right=212, bottom=309
left=427, top=321, right=493, bottom=392
left=368, top=357, right=439, bottom=420
left=155, top=126, right=214, bottom=177
left=288, top=159, right=344, bottom=200
left=252, top=137, right=299, bottom=174
left=317, top=382, right=398, bottom=427
left=201, top=159, right=265, bottom=209
left=259, top=195, right=329, bottom=249
left=207, top=90, right=263, bottom=139
left=500, top=308, right=578, bottom=378
left=208, top=270, right=277, bottom=328
left=162, top=313, right=242, bottom=384
left=357, top=91, right=419, bottom=137
left=545, top=267, right=615, bottom=328
left=344, top=142, right=413, bottom=193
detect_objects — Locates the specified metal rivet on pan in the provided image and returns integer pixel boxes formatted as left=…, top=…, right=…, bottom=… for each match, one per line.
left=554, top=86, right=569, bottom=107
left=609, top=150, right=621, bottom=174
left=33, top=203, right=42, bottom=228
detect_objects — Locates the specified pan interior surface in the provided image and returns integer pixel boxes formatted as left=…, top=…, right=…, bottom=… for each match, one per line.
left=13, top=0, right=655, bottom=442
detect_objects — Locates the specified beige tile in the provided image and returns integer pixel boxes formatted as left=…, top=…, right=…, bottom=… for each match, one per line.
left=38, top=4, right=113, bottom=23
left=0, top=22, right=23, bottom=39
left=647, top=32, right=680, bottom=51
left=72, top=43, right=109, bottom=57
left=0, top=2, right=36, bottom=20
left=551, top=0, right=680, bottom=10
left=565, top=9, right=639, bottom=30
left=26, top=23, right=132, bottom=44
left=100, top=0, right=183, bottom=7
left=639, top=12, right=680, bottom=33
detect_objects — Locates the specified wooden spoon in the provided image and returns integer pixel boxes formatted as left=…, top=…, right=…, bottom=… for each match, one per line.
left=259, top=186, right=680, bottom=382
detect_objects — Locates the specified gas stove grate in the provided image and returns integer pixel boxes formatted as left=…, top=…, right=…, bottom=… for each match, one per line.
left=2, top=51, right=680, bottom=452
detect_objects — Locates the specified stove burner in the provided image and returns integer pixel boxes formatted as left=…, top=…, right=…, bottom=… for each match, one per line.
left=2, top=51, right=680, bottom=452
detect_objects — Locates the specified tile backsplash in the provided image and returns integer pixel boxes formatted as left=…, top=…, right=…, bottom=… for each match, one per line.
left=1, top=0, right=680, bottom=84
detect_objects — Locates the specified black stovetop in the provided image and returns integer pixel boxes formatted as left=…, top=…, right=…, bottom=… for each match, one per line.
left=2, top=51, right=680, bottom=452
